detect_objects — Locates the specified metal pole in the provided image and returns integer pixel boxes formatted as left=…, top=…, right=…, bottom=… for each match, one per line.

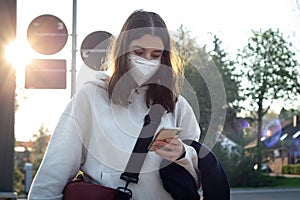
left=24, top=163, right=32, bottom=195
left=0, top=0, right=17, bottom=198
left=71, top=0, right=77, bottom=97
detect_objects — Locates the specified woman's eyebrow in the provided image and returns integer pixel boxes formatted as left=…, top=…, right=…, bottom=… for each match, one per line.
left=132, top=45, right=144, bottom=50
left=131, top=45, right=163, bottom=52
left=152, top=49, right=163, bottom=53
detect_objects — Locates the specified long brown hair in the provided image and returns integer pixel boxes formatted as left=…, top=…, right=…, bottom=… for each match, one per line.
left=105, top=10, right=183, bottom=112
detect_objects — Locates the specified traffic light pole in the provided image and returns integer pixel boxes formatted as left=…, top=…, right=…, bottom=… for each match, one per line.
left=0, top=0, right=18, bottom=199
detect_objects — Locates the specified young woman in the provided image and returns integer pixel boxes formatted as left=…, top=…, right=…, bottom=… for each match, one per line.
left=28, top=10, right=201, bottom=200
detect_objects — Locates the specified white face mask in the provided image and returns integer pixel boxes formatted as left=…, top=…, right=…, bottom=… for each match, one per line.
left=128, top=54, right=161, bottom=86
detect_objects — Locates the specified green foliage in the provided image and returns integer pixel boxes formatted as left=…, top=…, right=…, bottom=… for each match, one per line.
left=269, top=176, right=300, bottom=188
left=209, top=35, right=245, bottom=144
left=14, top=124, right=49, bottom=194
left=228, top=152, right=255, bottom=186
left=14, top=163, right=25, bottom=194
left=209, top=35, right=243, bottom=111
left=174, top=26, right=213, bottom=140
left=282, top=164, right=300, bottom=175
left=212, top=142, right=242, bottom=186
left=237, top=175, right=300, bottom=188
left=279, top=108, right=300, bottom=122
left=213, top=142, right=276, bottom=187
left=183, top=62, right=212, bottom=137
left=31, top=124, right=49, bottom=176
left=245, top=172, right=277, bottom=187
left=238, top=28, right=299, bottom=112
left=174, top=26, right=241, bottom=144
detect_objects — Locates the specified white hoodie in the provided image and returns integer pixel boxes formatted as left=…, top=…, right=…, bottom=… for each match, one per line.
left=28, top=71, right=201, bottom=200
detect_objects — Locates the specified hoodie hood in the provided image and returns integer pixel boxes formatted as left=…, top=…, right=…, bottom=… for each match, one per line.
left=86, top=70, right=148, bottom=106
left=87, top=70, right=110, bottom=90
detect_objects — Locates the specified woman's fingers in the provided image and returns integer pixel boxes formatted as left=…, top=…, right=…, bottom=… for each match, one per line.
left=152, top=138, right=184, bottom=161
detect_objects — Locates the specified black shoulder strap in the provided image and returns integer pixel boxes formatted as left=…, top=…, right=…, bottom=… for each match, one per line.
left=120, top=104, right=166, bottom=184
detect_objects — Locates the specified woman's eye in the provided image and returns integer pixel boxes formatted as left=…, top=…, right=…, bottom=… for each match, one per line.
left=134, top=50, right=144, bottom=56
left=151, top=54, right=162, bottom=59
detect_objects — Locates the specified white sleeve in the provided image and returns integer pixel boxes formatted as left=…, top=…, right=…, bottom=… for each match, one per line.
left=176, top=96, right=200, bottom=141
left=28, top=88, right=92, bottom=200
left=174, top=96, right=201, bottom=187
left=175, top=144, right=200, bottom=187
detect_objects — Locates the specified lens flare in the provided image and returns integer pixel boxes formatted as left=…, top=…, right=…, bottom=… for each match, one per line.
left=262, top=119, right=282, bottom=147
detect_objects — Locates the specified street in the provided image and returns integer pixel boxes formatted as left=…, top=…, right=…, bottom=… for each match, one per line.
left=230, top=188, right=300, bottom=200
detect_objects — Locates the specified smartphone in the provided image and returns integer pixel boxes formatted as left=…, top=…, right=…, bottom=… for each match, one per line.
left=148, top=127, right=182, bottom=150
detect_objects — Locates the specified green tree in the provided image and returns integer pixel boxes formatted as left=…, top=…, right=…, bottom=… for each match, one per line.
left=237, top=28, right=300, bottom=168
left=174, top=26, right=213, bottom=142
left=31, top=124, right=49, bottom=176
left=279, top=107, right=300, bottom=123
left=209, top=35, right=242, bottom=110
left=175, top=26, right=241, bottom=146
left=209, top=35, right=245, bottom=144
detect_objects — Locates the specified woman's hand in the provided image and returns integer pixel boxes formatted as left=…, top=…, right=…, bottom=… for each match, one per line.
left=151, top=138, right=185, bottom=161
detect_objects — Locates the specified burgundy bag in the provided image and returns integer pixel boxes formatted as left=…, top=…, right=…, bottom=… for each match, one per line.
left=63, top=178, right=115, bottom=200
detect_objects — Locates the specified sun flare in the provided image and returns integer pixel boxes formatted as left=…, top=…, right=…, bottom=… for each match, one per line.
left=5, top=39, right=33, bottom=70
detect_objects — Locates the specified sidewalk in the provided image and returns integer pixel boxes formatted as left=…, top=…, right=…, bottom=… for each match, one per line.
left=230, top=187, right=300, bottom=200
left=231, top=187, right=300, bottom=194
left=268, top=173, right=300, bottom=178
